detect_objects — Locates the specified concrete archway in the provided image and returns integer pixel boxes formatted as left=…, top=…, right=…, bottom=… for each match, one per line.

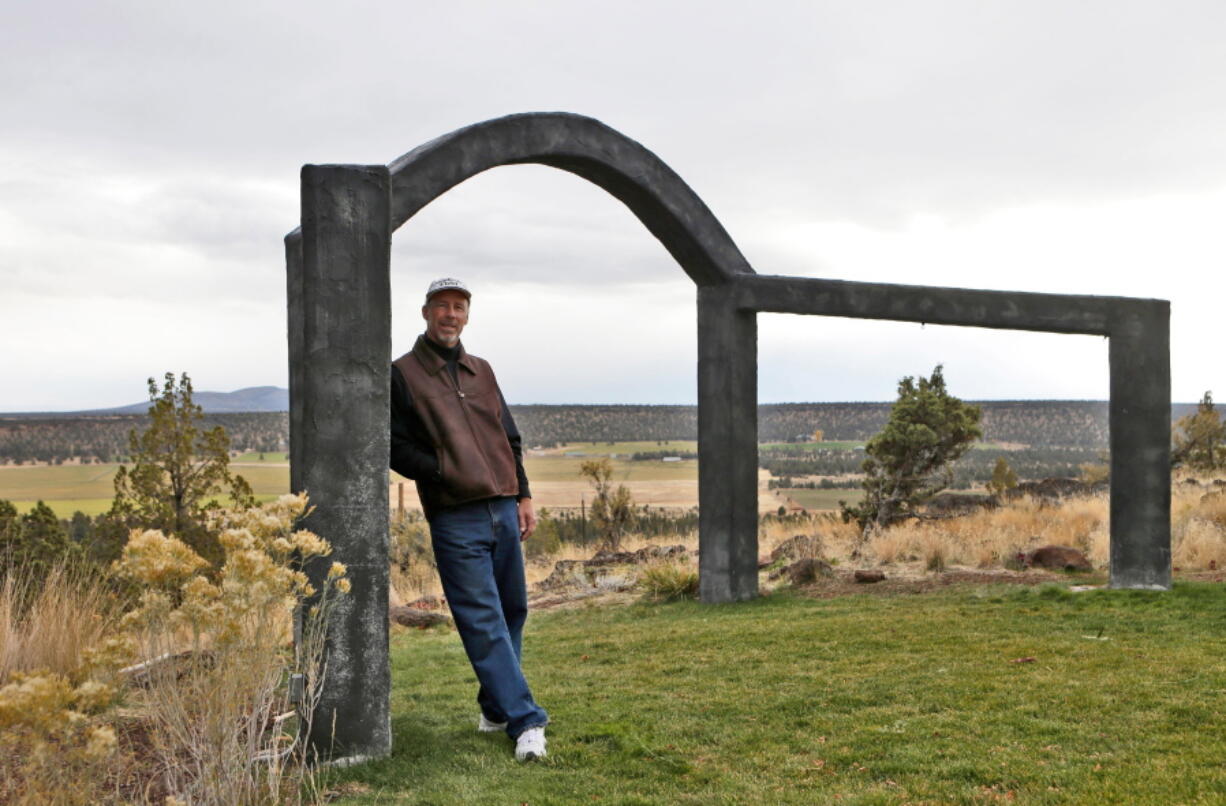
left=286, top=112, right=1170, bottom=762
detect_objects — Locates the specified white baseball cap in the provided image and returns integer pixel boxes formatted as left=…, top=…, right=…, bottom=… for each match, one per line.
left=424, top=277, right=471, bottom=303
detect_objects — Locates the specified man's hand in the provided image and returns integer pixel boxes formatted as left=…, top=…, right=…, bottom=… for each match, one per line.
left=518, top=497, right=537, bottom=541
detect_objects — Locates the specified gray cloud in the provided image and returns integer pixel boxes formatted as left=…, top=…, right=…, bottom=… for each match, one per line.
left=2, top=0, right=1224, bottom=407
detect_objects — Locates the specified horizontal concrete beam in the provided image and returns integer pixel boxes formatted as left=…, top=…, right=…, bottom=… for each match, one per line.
left=734, top=274, right=1131, bottom=336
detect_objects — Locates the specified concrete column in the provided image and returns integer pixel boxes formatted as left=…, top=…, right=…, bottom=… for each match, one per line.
left=297, top=164, right=393, bottom=760
left=697, top=284, right=759, bottom=602
left=285, top=234, right=305, bottom=494
left=1108, top=300, right=1172, bottom=590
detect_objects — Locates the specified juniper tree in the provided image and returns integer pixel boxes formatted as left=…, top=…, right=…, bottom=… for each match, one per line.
left=104, top=373, right=253, bottom=565
left=0, top=499, right=77, bottom=577
left=986, top=456, right=1019, bottom=498
left=579, top=458, right=635, bottom=551
left=841, top=365, right=982, bottom=533
left=1173, top=391, right=1225, bottom=471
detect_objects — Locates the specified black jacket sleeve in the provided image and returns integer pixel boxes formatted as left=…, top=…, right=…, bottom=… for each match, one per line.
left=390, top=365, right=442, bottom=481
left=499, top=389, right=532, bottom=500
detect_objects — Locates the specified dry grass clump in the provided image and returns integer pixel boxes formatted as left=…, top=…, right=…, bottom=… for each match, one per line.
left=861, top=494, right=1112, bottom=571
left=848, top=485, right=1226, bottom=575
left=759, top=515, right=859, bottom=561
left=1172, top=487, right=1226, bottom=570
left=0, top=668, right=125, bottom=805
left=639, top=562, right=700, bottom=601
left=0, top=493, right=345, bottom=805
left=1, top=563, right=126, bottom=684
left=0, top=563, right=130, bottom=805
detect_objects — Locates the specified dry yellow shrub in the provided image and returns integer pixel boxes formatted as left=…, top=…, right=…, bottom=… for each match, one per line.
left=0, top=671, right=120, bottom=805
left=1, top=492, right=345, bottom=805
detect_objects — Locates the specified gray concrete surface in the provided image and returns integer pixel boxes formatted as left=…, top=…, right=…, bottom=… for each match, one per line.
left=292, top=165, right=393, bottom=762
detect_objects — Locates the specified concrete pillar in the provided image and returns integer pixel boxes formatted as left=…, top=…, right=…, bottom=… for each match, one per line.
left=285, top=235, right=305, bottom=494
left=1108, top=300, right=1172, bottom=590
left=697, top=284, right=759, bottom=602
left=296, top=164, right=393, bottom=761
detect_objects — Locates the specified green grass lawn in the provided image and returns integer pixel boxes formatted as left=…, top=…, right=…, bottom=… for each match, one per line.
left=326, top=582, right=1226, bottom=805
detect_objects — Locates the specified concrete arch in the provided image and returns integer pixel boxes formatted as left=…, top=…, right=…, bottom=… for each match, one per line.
left=384, top=112, right=752, bottom=287
left=287, top=112, right=1171, bottom=763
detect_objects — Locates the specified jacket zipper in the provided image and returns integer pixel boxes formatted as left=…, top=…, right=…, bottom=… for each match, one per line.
left=443, top=366, right=500, bottom=493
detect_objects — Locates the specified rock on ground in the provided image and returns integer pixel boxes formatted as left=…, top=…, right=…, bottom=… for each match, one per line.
left=390, top=606, right=450, bottom=628
left=1025, top=545, right=1093, bottom=571
left=770, top=534, right=824, bottom=564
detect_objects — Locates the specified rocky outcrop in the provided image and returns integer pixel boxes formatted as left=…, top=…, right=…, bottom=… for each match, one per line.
left=534, top=544, right=688, bottom=593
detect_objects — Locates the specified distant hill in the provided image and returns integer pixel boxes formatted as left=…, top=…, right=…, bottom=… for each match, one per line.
left=3, top=386, right=289, bottom=417
left=0, top=399, right=1206, bottom=467
left=98, top=386, right=289, bottom=414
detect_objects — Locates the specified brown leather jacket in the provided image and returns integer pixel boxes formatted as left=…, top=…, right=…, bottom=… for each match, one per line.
left=391, top=336, right=524, bottom=515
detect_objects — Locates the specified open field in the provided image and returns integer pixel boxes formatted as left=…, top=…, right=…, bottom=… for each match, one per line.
left=779, top=487, right=855, bottom=511
left=524, top=455, right=698, bottom=482
left=327, top=581, right=1226, bottom=805
left=760, top=440, right=864, bottom=451
left=0, top=462, right=291, bottom=518
left=551, top=440, right=698, bottom=455
left=0, top=463, right=119, bottom=501
left=392, top=468, right=793, bottom=514
left=233, top=451, right=289, bottom=463
left=755, top=439, right=1015, bottom=451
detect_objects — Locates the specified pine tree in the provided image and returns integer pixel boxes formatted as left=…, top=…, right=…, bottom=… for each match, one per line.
left=104, top=373, right=253, bottom=565
left=841, top=365, right=982, bottom=532
left=0, top=499, right=77, bottom=577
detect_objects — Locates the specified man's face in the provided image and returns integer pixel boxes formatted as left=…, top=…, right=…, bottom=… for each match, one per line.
left=422, top=289, right=469, bottom=347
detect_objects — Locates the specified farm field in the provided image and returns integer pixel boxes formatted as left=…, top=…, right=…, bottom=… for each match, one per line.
left=779, top=487, right=855, bottom=511
left=233, top=451, right=289, bottom=463
left=8, top=439, right=1023, bottom=519
left=0, top=462, right=291, bottom=518
left=760, top=440, right=1016, bottom=452
left=393, top=460, right=794, bottom=513
left=760, top=440, right=864, bottom=450
left=550, top=440, right=698, bottom=455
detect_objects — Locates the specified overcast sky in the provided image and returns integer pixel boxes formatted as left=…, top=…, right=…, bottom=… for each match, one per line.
left=2, top=0, right=1223, bottom=410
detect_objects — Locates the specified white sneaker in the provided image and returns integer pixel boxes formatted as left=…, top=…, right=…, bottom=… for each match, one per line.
left=515, top=727, right=547, bottom=761
left=478, top=713, right=507, bottom=733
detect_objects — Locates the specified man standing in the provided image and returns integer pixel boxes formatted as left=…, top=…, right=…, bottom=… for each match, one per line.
left=389, top=278, right=549, bottom=761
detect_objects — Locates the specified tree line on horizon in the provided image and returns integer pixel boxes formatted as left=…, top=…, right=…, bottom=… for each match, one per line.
left=4, top=400, right=1194, bottom=466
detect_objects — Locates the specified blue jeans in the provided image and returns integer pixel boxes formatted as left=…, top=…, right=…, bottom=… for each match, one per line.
left=429, top=497, right=548, bottom=739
